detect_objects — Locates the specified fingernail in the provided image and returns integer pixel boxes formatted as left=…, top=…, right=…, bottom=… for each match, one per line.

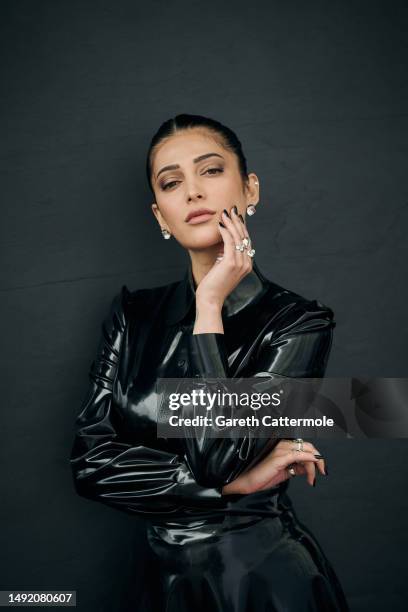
left=312, top=477, right=316, bottom=487
left=314, top=454, right=324, bottom=459
left=232, top=205, right=238, bottom=215
left=223, top=209, right=230, bottom=218
left=238, top=214, right=244, bottom=223
left=219, top=221, right=226, bottom=228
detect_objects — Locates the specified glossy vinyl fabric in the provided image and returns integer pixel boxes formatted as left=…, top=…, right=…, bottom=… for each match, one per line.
left=69, top=261, right=349, bottom=611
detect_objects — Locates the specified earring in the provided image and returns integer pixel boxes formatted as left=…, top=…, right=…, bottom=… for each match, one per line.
left=246, top=204, right=257, bottom=216
left=161, top=228, right=171, bottom=239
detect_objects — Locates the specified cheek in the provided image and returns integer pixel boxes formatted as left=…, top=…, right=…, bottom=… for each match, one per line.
left=156, top=200, right=181, bottom=225
left=208, top=177, right=239, bottom=205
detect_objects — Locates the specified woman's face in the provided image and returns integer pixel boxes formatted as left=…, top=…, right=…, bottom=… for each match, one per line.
left=150, top=129, right=259, bottom=250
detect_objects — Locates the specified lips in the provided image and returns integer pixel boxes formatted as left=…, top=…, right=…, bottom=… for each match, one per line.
left=185, top=208, right=215, bottom=223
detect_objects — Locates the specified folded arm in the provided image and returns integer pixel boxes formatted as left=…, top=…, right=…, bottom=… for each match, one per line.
left=180, top=296, right=335, bottom=488
left=69, top=287, right=226, bottom=518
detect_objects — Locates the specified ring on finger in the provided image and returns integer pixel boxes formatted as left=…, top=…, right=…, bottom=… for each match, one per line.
left=293, top=438, right=304, bottom=452
left=287, top=464, right=296, bottom=477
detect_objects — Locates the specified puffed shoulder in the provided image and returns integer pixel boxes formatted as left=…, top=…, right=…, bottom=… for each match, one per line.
left=105, top=282, right=143, bottom=321
left=88, top=285, right=131, bottom=389
left=103, top=285, right=129, bottom=332
left=263, top=282, right=336, bottom=331
left=119, top=282, right=173, bottom=320
left=280, top=296, right=335, bottom=330
left=251, top=289, right=336, bottom=378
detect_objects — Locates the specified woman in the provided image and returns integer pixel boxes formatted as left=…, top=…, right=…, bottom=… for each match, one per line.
left=70, top=114, right=349, bottom=611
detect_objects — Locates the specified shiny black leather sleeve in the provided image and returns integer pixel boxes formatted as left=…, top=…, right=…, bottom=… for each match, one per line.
left=69, top=287, right=225, bottom=518
left=183, top=299, right=335, bottom=488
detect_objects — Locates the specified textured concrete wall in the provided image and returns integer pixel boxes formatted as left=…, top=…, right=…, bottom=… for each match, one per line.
left=1, top=1, right=407, bottom=610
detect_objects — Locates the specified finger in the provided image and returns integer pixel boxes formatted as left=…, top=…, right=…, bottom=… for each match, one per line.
left=258, top=462, right=307, bottom=491
left=222, top=207, right=243, bottom=249
left=218, top=222, right=235, bottom=263
left=305, top=444, right=326, bottom=476
left=292, top=461, right=306, bottom=475
left=279, top=450, right=321, bottom=471
left=302, top=459, right=316, bottom=487
left=236, top=210, right=252, bottom=245
left=252, top=450, right=320, bottom=488
left=230, top=205, right=246, bottom=240
left=237, top=212, right=254, bottom=263
left=284, top=448, right=317, bottom=486
left=286, top=462, right=308, bottom=478
left=278, top=440, right=319, bottom=456
left=221, top=209, right=247, bottom=268
left=316, top=459, right=326, bottom=476
left=231, top=206, right=254, bottom=271
left=280, top=439, right=326, bottom=476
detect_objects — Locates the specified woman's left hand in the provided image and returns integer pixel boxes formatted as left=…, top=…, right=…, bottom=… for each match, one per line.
left=221, top=439, right=327, bottom=494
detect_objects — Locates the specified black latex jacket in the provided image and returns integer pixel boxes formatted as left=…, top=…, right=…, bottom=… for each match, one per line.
left=69, top=261, right=335, bottom=521
left=69, top=261, right=351, bottom=612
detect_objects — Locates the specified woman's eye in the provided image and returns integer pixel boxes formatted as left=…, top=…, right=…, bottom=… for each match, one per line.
left=206, top=167, right=223, bottom=175
left=162, top=168, right=223, bottom=190
left=162, top=181, right=178, bottom=190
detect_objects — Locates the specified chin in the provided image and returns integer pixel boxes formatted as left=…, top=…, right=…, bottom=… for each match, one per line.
left=183, top=226, right=221, bottom=247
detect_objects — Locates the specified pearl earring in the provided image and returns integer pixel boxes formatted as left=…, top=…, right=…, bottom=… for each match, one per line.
left=161, top=228, right=171, bottom=239
left=246, top=204, right=257, bottom=216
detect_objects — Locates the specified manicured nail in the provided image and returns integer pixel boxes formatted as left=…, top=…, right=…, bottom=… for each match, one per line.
left=238, top=214, right=244, bottom=223
left=219, top=221, right=226, bottom=228
left=312, top=477, right=316, bottom=487
left=232, top=205, right=238, bottom=215
left=314, top=454, right=324, bottom=459
left=223, top=209, right=230, bottom=218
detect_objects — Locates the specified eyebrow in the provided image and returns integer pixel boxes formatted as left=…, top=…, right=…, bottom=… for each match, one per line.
left=155, top=152, right=225, bottom=180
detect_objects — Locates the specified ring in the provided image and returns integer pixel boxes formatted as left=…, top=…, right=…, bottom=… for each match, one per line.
left=235, top=243, right=245, bottom=252
left=246, top=248, right=255, bottom=258
left=293, top=438, right=304, bottom=452
left=287, top=464, right=296, bottom=477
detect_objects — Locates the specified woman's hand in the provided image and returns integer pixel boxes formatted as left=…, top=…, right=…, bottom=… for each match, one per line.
left=195, top=205, right=254, bottom=310
left=221, top=439, right=327, bottom=495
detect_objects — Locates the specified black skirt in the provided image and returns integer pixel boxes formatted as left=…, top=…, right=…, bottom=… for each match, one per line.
left=139, top=489, right=349, bottom=612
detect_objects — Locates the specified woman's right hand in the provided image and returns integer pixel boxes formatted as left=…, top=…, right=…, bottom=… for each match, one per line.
left=195, top=205, right=254, bottom=310
left=221, top=439, right=327, bottom=495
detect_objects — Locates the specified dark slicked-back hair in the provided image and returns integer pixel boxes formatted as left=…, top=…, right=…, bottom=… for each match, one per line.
left=145, top=113, right=249, bottom=194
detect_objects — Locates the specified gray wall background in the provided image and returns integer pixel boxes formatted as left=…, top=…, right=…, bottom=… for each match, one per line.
left=0, top=0, right=407, bottom=610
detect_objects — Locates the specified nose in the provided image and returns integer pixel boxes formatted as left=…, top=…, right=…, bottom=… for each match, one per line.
left=185, top=176, right=204, bottom=202
left=188, top=192, right=203, bottom=202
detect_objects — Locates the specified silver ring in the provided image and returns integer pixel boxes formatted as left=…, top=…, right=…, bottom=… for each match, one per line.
left=242, top=237, right=250, bottom=248
left=287, top=464, right=296, bottom=477
left=293, top=438, right=304, bottom=452
left=235, top=243, right=245, bottom=252
left=246, top=248, right=255, bottom=258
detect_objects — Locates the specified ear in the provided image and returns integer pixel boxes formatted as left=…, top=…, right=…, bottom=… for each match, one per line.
left=151, top=203, right=166, bottom=229
left=245, top=173, right=260, bottom=205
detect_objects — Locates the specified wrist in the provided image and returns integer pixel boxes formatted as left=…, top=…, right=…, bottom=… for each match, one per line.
left=193, top=309, right=224, bottom=334
left=194, top=298, right=224, bottom=334
left=195, top=296, right=223, bottom=313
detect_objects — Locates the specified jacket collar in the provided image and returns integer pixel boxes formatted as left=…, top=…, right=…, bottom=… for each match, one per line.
left=164, top=259, right=270, bottom=325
